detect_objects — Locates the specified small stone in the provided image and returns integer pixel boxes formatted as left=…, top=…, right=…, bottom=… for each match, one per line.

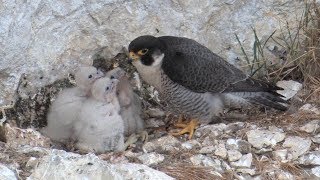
left=226, top=139, right=251, bottom=154
left=199, top=146, right=216, bottom=154
left=299, top=120, right=320, bottom=133
left=247, top=129, right=285, bottom=149
left=312, top=134, right=320, bottom=144
left=255, top=148, right=273, bottom=154
left=236, top=168, right=256, bottom=176
left=276, top=170, right=294, bottom=180
left=226, top=138, right=238, bottom=150
left=268, top=126, right=284, bottom=133
left=195, top=123, right=227, bottom=138
left=276, top=80, right=302, bottom=100
left=283, top=136, right=311, bottom=160
left=143, top=135, right=180, bottom=153
left=311, top=166, right=320, bottom=178
left=145, top=118, right=165, bottom=128
left=201, top=136, right=218, bottom=147
left=227, top=150, right=242, bottom=162
left=145, top=108, right=165, bottom=118
left=298, top=151, right=320, bottom=165
left=138, top=152, right=165, bottom=166
left=190, top=154, right=222, bottom=172
left=231, top=153, right=252, bottom=168
left=181, top=140, right=200, bottom=150
left=225, top=122, right=245, bottom=134
left=28, top=149, right=173, bottom=179
left=25, top=157, right=38, bottom=168
left=221, top=160, right=232, bottom=171
left=0, top=164, right=17, bottom=180
left=300, top=104, right=320, bottom=115
left=214, top=144, right=227, bottom=159
left=273, top=149, right=288, bottom=162
left=237, top=140, right=252, bottom=154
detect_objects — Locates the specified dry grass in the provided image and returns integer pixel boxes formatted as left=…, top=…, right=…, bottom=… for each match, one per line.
left=269, top=0, right=320, bottom=102
left=236, top=1, right=320, bottom=103
left=280, top=162, right=305, bottom=178
left=158, top=165, right=225, bottom=180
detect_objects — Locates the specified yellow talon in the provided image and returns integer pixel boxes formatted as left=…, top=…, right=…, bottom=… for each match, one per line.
left=171, top=118, right=199, bottom=140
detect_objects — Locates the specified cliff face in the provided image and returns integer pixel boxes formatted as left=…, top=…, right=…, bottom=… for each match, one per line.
left=0, top=0, right=305, bottom=106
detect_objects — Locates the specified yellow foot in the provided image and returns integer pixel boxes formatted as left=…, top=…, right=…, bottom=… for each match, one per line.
left=171, top=119, right=199, bottom=140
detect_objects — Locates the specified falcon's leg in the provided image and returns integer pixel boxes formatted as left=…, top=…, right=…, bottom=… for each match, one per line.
left=171, top=116, right=199, bottom=140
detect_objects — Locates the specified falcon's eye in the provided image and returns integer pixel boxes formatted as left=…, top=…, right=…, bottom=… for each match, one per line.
left=138, top=48, right=148, bottom=55
left=88, top=75, right=93, bottom=79
left=106, top=87, right=109, bottom=90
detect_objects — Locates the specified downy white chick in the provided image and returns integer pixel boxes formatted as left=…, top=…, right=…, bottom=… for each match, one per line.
left=106, top=67, right=145, bottom=137
left=43, top=66, right=104, bottom=143
left=75, top=77, right=135, bottom=153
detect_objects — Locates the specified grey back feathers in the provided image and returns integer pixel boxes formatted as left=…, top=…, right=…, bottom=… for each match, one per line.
left=43, top=66, right=104, bottom=142
left=158, top=36, right=288, bottom=111
left=106, top=67, right=145, bottom=136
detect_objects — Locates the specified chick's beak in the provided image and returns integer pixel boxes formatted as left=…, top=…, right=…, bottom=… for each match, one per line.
left=128, top=51, right=139, bottom=64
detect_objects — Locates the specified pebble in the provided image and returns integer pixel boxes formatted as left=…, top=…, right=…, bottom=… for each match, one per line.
left=282, top=136, right=311, bottom=160
left=214, top=143, right=227, bottom=159
left=299, top=120, right=320, bottom=133
left=181, top=140, right=201, bottom=150
left=230, top=153, right=252, bottom=168
left=311, top=166, right=320, bottom=178
left=189, top=154, right=223, bottom=172
left=0, top=164, right=17, bottom=180
left=298, top=151, right=320, bottom=165
left=272, top=149, right=288, bottom=162
left=227, top=150, right=242, bottom=162
left=247, top=129, right=285, bottom=149
left=143, top=135, right=180, bottom=153
left=138, top=152, right=165, bottom=166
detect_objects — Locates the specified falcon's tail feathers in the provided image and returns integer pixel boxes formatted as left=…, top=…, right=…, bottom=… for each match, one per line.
left=247, top=92, right=288, bottom=111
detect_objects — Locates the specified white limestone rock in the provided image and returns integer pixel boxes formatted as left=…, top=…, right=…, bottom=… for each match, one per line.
left=298, top=151, right=320, bottom=166
left=142, top=135, right=181, bottom=153
left=0, top=164, right=17, bottom=180
left=230, top=153, right=252, bottom=168
left=282, top=136, right=311, bottom=160
left=138, top=152, right=165, bottom=166
left=199, top=146, right=216, bottom=154
left=227, top=150, right=242, bottom=162
left=299, top=120, right=320, bottom=133
left=311, top=166, right=320, bottom=178
left=272, top=149, right=288, bottom=162
left=27, top=149, right=173, bottom=179
left=0, top=0, right=308, bottom=106
left=190, top=154, right=223, bottom=172
left=246, top=129, right=285, bottom=149
left=276, top=80, right=302, bottom=100
left=214, top=143, right=227, bottom=159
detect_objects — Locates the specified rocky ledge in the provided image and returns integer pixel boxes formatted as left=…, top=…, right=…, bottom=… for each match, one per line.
left=0, top=103, right=319, bottom=179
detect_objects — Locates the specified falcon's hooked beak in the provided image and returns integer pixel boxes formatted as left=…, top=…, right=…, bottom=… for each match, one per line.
left=128, top=51, right=140, bottom=64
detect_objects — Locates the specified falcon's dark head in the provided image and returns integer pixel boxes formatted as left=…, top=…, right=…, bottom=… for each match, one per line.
left=128, top=35, right=166, bottom=66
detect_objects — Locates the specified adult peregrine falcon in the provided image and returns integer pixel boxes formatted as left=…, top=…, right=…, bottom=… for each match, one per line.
left=128, top=35, right=287, bottom=139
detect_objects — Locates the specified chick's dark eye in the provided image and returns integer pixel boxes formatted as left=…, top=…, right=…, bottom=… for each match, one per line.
left=106, top=87, right=109, bottom=90
left=88, top=75, right=93, bottom=78
left=110, top=75, right=115, bottom=79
